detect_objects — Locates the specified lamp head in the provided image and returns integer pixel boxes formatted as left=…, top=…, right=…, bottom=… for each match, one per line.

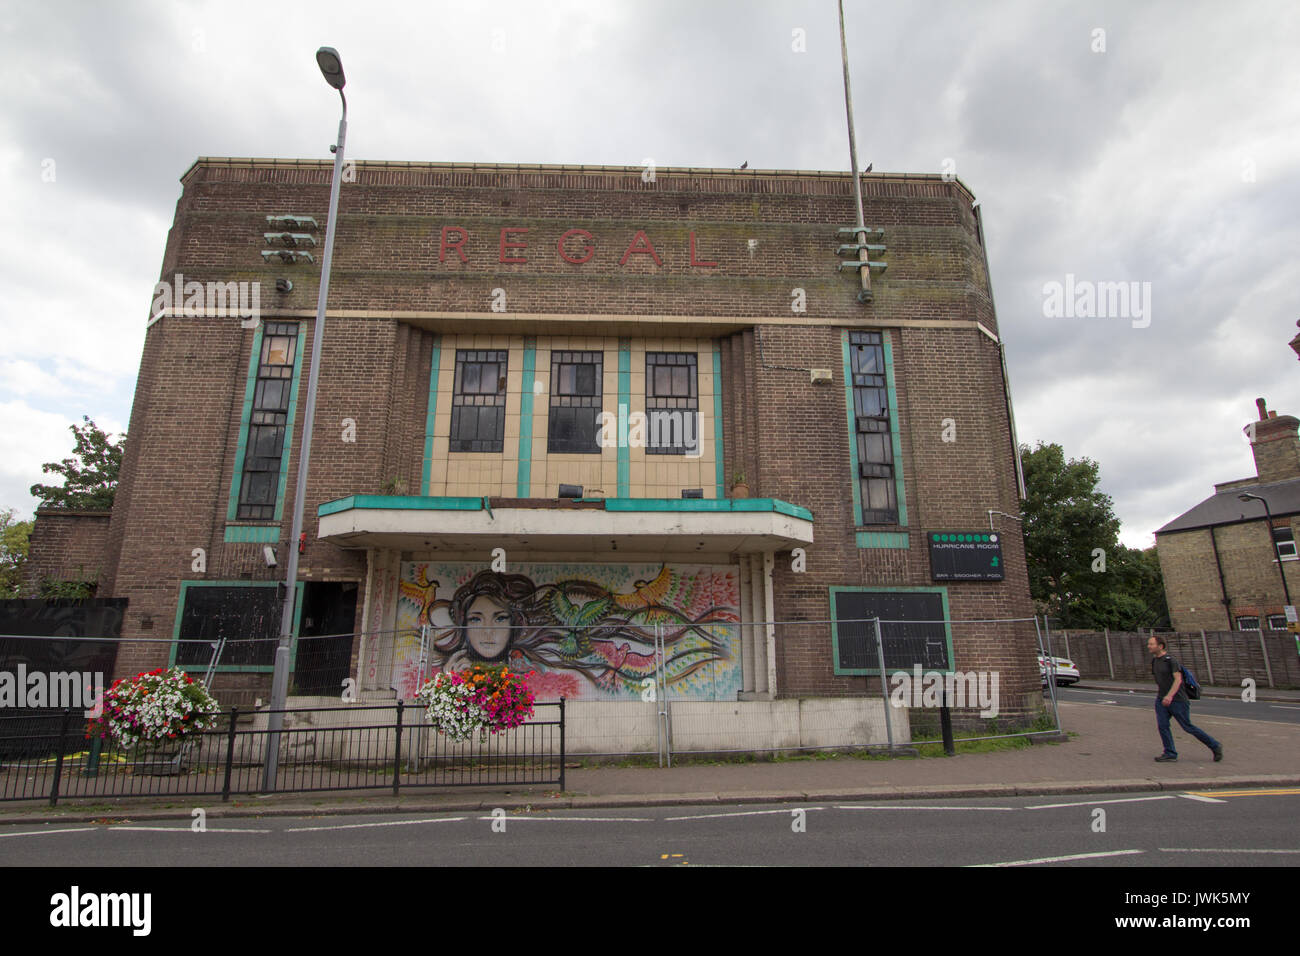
left=316, top=47, right=346, bottom=89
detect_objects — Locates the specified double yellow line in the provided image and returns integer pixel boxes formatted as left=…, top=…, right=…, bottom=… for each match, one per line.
left=1185, top=787, right=1300, bottom=798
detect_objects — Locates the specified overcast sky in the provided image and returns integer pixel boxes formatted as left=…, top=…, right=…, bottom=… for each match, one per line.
left=2, top=0, right=1297, bottom=548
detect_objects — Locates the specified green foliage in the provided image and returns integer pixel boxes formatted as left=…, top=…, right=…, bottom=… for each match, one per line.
left=1, top=509, right=33, bottom=598
left=1074, top=544, right=1170, bottom=630
left=29, top=416, right=126, bottom=510
left=38, top=575, right=96, bottom=599
left=1020, top=441, right=1168, bottom=629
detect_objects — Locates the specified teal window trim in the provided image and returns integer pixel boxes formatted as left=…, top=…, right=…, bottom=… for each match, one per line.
left=318, top=494, right=812, bottom=521
left=829, top=585, right=953, bottom=677
left=617, top=338, right=631, bottom=497
left=840, top=332, right=864, bottom=524
left=170, top=580, right=303, bottom=674
left=883, top=335, right=908, bottom=526
left=225, top=322, right=307, bottom=524
left=224, top=525, right=280, bottom=544
left=517, top=338, right=536, bottom=496
left=712, top=342, right=724, bottom=498
left=843, top=329, right=908, bottom=549
left=421, top=335, right=441, bottom=496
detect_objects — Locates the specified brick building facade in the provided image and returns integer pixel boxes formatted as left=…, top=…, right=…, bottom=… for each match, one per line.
left=1157, top=398, right=1300, bottom=633
left=29, top=159, right=1040, bottom=745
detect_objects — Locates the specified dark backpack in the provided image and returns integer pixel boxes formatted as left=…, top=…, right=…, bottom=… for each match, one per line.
left=1170, top=656, right=1201, bottom=700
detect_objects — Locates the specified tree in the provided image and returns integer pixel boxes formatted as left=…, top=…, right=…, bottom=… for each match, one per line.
left=0, top=508, right=33, bottom=598
left=1072, top=544, right=1171, bottom=630
left=1020, top=441, right=1123, bottom=628
left=29, top=416, right=126, bottom=510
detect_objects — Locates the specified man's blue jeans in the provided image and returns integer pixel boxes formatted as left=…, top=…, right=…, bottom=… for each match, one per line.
left=1155, top=698, right=1220, bottom=757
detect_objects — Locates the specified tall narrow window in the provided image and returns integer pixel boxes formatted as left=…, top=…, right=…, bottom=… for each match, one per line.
left=849, top=331, right=897, bottom=524
left=450, top=350, right=507, bottom=452
left=1272, top=526, right=1297, bottom=560
left=548, top=350, right=602, bottom=453
left=646, top=352, right=699, bottom=455
left=237, top=321, right=298, bottom=520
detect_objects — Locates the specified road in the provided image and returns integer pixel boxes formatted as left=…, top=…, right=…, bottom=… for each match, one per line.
left=1052, top=685, right=1300, bottom=725
left=2, top=788, right=1297, bottom=867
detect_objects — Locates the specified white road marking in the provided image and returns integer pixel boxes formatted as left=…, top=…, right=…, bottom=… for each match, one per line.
left=1025, top=795, right=1175, bottom=810
left=286, top=817, right=466, bottom=832
left=0, top=827, right=99, bottom=839
left=835, top=804, right=1017, bottom=812
left=1270, top=705, right=1300, bottom=711
left=1178, top=793, right=1228, bottom=803
left=666, top=807, right=825, bottom=821
left=1159, top=848, right=1300, bottom=854
left=474, top=815, right=652, bottom=823
left=109, top=825, right=272, bottom=833
left=971, top=849, right=1145, bottom=867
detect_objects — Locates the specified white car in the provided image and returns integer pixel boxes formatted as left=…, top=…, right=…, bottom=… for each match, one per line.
left=1039, top=655, right=1080, bottom=686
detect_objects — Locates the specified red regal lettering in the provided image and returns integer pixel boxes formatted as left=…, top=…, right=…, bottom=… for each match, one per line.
left=689, top=231, right=717, bottom=268
left=557, top=228, right=595, bottom=264
left=499, top=227, right=529, bottom=264
left=619, top=230, right=662, bottom=266
left=439, top=226, right=468, bottom=263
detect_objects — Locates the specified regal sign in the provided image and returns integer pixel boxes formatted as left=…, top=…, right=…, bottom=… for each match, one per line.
left=436, top=226, right=720, bottom=268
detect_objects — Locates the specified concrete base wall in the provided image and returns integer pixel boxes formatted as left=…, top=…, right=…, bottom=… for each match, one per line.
left=239, top=696, right=906, bottom=761
left=565, top=696, right=905, bottom=755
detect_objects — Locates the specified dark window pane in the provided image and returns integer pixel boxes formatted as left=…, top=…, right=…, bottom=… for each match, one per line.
left=237, top=324, right=299, bottom=519
left=848, top=334, right=896, bottom=526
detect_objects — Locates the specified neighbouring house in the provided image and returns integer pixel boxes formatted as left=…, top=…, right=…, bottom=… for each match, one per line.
left=1156, top=398, right=1300, bottom=633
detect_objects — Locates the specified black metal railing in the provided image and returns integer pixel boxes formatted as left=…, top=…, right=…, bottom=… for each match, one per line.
left=0, top=700, right=565, bottom=805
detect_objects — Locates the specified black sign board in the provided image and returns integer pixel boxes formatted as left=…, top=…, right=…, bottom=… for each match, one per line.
left=831, top=589, right=951, bottom=673
left=928, top=531, right=1003, bottom=581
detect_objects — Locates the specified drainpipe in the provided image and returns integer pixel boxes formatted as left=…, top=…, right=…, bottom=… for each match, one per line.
left=1208, top=526, right=1233, bottom=629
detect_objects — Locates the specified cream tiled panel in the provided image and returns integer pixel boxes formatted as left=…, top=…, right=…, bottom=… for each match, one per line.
left=434, top=388, right=453, bottom=434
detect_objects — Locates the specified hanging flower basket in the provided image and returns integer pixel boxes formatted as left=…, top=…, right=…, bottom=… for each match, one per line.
left=86, top=667, right=220, bottom=753
left=416, top=665, right=536, bottom=743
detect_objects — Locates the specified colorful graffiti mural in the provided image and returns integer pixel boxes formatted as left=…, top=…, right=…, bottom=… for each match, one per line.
left=391, top=563, right=741, bottom=701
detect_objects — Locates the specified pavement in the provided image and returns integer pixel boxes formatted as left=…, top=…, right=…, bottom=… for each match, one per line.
left=2, top=680, right=1297, bottom=825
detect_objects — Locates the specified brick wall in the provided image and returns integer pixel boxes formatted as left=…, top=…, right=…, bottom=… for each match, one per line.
left=1159, top=519, right=1300, bottom=631
left=21, top=510, right=113, bottom=595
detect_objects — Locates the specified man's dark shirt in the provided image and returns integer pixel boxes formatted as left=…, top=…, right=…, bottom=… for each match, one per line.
left=1152, top=653, right=1188, bottom=703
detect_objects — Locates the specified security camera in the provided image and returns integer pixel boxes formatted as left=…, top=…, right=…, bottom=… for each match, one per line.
left=263, top=545, right=277, bottom=568
left=276, top=278, right=292, bottom=293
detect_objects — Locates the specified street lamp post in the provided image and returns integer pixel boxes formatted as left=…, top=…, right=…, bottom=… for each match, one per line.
left=262, top=47, right=348, bottom=792
left=1238, top=492, right=1293, bottom=611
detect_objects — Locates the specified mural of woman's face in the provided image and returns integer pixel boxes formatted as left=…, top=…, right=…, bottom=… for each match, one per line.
left=465, top=594, right=512, bottom=659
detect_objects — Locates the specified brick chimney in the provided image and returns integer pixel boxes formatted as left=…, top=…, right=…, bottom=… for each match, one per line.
left=1247, top=397, right=1300, bottom=483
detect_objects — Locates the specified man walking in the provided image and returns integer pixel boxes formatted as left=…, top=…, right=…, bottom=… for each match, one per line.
left=1148, top=634, right=1222, bottom=763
